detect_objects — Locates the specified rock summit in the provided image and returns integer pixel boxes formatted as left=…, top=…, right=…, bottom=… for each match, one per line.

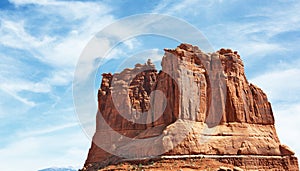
left=82, top=44, right=298, bottom=171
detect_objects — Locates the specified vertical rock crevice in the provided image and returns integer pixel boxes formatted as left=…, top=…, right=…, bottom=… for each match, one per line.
left=83, top=43, right=298, bottom=171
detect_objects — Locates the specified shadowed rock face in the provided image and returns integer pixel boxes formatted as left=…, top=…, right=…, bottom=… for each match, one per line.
left=82, top=44, right=298, bottom=171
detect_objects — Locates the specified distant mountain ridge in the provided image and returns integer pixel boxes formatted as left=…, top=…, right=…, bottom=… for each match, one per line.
left=38, top=167, right=77, bottom=171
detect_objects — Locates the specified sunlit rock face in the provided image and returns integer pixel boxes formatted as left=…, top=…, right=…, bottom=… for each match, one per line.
left=82, top=44, right=298, bottom=171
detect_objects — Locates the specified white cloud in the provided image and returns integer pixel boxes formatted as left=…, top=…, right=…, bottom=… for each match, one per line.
left=274, top=103, right=300, bottom=158
left=101, top=38, right=143, bottom=61
left=1, top=89, right=36, bottom=106
left=44, top=70, right=74, bottom=86
left=1, top=0, right=115, bottom=76
left=0, top=2, right=115, bottom=169
left=0, top=89, right=36, bottom=118
left=0, top=79, right=51, bottom=106
left=8, top=0, right=51, bottom=6
left=1, top=1, right=299, bottom=170
left=0, top=19, right=55, bottom=49
left=73, top=36, right=112, bottom=84
left=0, top=128, right=90, bottom=171
left=0, top=0, right=115, bottom=107
left=152, top=0, right=300, bottom=160
left=0, top=81, right=51, bottom=93
left=152, top=0, right=217, bottom=15
left=201, top=22, right=288, bottom=59
left=123, top=38, right=141, bottom=50
left=152, top=0, right=300, bottom=60
left=237, top=41, right=286, bottom=58
left=250, top=60, right=300, bottom=157
left=251, top=68, right=300, bottom=103
left=107, top=48, right=164, bottom=73
left=256, top=2, right=300, bottom=38
left=17, top=122, right=78, bottom=137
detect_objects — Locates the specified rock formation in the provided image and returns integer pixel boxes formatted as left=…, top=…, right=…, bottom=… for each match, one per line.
left=82, top=44, right=299, bottom=170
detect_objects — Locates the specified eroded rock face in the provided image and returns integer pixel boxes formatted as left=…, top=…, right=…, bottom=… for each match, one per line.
left=83, top=44, right=298, bottom=170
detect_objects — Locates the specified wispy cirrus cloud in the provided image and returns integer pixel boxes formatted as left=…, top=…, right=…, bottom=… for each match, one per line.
left=0, top=127, right=90, bottom=171
left=1, top=0, right=300, bottom=170
left=251, top=68, right=300, bottom=103
left=18, top=122, right=78, bottom=137
left=0, top=79, right=51, bottom=106
left=0, top=19, right=54, bottom=49
left=152, top=0, right=300, bottom=159
left=152, top=0, right=218, bottom=15
left=152, top=0, right=300, bottom=61
left=0, top=1, right=115, bottom=170
left=8, top=0, right=50, bottom=5
left=0, top=0, right=115, bottom=104
left=248, top=53, right=299, bottom=148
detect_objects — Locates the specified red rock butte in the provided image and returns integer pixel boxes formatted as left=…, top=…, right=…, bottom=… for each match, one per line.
left=81, top=44, right=299, bottom=171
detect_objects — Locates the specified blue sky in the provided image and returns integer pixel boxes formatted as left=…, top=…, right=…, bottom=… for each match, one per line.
left=0, top=0, right=300, bottom=170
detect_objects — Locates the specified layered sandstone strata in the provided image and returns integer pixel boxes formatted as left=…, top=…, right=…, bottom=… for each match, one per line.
left=82, top=44, right=298, bottom=170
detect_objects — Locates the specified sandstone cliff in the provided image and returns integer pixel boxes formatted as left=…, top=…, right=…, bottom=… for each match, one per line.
left=82, top=44, right=298, bottom=171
